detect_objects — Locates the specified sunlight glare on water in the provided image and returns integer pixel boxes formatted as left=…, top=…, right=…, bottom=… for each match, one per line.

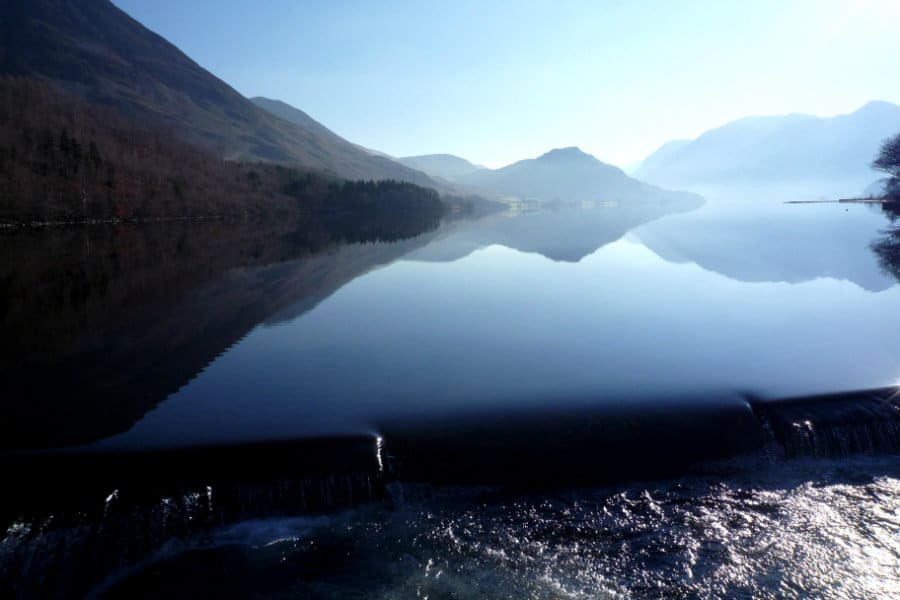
left=90, top=456, right=900, bottom=599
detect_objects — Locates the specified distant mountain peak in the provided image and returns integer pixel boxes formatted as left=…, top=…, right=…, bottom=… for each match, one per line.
left=538, top=147, right=593, bottom=160
left=860, top=99, right=898, bottom=109
left=457, top=145, right=699, bottom=206
left=854, top=100, right=900, bottom=116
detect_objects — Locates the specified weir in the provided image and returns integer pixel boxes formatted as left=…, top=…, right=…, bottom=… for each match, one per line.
left=0, top=437, right=385, bottom=599
left=4, top=387, right=900, bottom=598
left=379, top=396, right=765, bottom=485
left=750, top=386, right=900, bottom=459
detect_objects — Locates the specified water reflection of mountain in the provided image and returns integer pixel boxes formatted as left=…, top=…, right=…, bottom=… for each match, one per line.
left=0, top=214, right=441, bottom=450
left=409, top=196, right=705, bottom=263
left=634, top=203, right=897, bottom=292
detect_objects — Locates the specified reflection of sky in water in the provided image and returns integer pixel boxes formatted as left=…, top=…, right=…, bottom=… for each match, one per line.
left=101, top=200, right=900, bottom=449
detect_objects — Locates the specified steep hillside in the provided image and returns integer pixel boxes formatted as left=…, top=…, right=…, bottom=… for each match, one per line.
left=0, top=77, right=446, bottom=222
left=249, top=97, right=341, bottom=142
left=632, top=139, right=689, bottom=176
left=0, top=0, right=436, bottom=184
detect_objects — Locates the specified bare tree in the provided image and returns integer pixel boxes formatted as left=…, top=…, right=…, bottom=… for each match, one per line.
left=873, top=133, right=900, bottom=199
left=873, top=134, right=900, bottom=177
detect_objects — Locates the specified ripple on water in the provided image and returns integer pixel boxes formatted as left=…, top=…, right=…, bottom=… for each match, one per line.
left=343, top=457, right=900, bottom=599
left=9, top=456, right=900, bottom=599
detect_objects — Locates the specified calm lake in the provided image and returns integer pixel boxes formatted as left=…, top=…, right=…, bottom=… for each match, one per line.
left=3, top=187, right=900, bottom=598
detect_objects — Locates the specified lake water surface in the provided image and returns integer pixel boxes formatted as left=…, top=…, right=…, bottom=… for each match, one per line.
left=86, top=194, right=900, bottom=450
left=3, top=188, right=900, bottom=598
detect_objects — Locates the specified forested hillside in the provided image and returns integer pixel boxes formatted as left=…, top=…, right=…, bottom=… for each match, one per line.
left=0, top=78, right=445, bottom=224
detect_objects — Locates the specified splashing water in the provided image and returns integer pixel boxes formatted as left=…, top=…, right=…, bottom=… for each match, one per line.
left=69, top=455, right=900, bottom=600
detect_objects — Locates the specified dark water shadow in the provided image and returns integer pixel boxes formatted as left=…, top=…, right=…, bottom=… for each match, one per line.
left=0, top=204, right=445, bottom=451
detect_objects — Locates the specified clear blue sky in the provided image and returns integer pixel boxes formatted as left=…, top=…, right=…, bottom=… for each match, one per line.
left=114, top=0, right=900, bottom=169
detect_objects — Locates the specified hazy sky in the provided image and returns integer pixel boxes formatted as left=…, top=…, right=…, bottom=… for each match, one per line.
left=114, top=0, right=900, bottom=169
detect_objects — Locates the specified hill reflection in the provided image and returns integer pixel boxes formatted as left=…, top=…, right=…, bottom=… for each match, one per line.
left=409, top=195, right=705, bottom=263
left=634, top=195, right=898, bottom=291
left=0, top=207, right=443, bottom=450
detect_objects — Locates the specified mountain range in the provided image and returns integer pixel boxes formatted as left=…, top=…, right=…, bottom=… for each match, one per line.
left=635, top=101, right=900, bottom=196
left=246, top=97, right=698, bottom=205
left=2, top=0, right=898, bottom=210
left=0, top=0, right=722, bottom=211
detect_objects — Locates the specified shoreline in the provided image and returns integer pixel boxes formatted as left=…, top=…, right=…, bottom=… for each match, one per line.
left=785, top=197, right=895, bottom=205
